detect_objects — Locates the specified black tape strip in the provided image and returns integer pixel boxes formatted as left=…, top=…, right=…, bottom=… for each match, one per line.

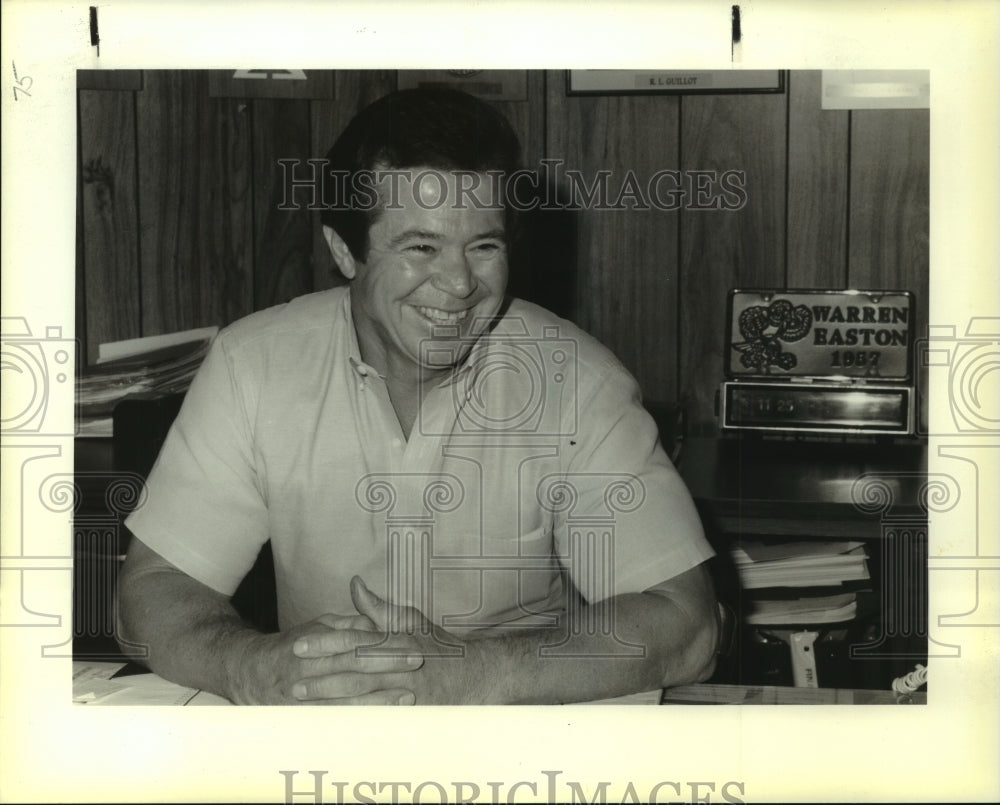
left=90, top=6, right=100, bottom=50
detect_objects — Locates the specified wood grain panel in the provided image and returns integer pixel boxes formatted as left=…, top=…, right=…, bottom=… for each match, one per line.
left=495, top=71, right=568, bottom=324
left=679, top=91, right=788, bottom=429
left=786, top=71, right=849, bottom=288
left=848, top=110, right=929, bottom=298
left=76, top=120, right=88, bottom=368
left=848, top=108, right=929, bottom=429
left=309, top=71, right=397, bottom=291
left=78, top=70, right=143, bottom=91
left=136, top=71, right=253, bottom=336
left=546, top=70, right=682, bottom=404
left=251, top=99, right=314, bottom=310
left=493, top=70, right=545, bottom=171
left=79, top=89, right=141, bottom=365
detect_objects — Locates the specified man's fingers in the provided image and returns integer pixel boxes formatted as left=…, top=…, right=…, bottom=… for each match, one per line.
left=327, top=614, right=378, bottom=632
left=350, top=575, right=424, bottom=633
left=292, top=627, right=385, bottom=659
left=292, top=629, right=425, bottom=676
left=292, top=672, right=415, bottom=703
left=309, top=688, right=416, bottom=706
left=298, top=646, right=424, bottom=675
left=349, top=575, right=390, bottom=629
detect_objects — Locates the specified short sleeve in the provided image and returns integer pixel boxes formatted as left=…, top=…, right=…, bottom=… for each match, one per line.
left=554, top=362, right=714, bottom=604
left=124, top=333, right=269, bottom=595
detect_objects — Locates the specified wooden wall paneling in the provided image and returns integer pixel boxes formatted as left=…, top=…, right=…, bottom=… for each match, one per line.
left=77, top=70, right=143, bottom=91
left=847, top=110, right=929, bottom=302
left=76, top=115, right=88, bottom=368
left=309, top=70, right=397, bottom=291
left=678, top=92, right=788, bottom=429
left=493, top=70, right=546, bottom=171
left=251, top=99, right=315, bottom=310
left=546, top=71, right=682, bottom=404
left=786, top=71, right=849, bottom=288
left=136, top=71, right=254, bottom=336
left=848, top=108, right=930, bottom=428
left=496, top=71, right=572, bottom=324
left=79, top=89, right=141, bottom=365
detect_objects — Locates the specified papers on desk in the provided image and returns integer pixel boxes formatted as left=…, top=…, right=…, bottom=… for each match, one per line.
left=73, top=662, right=201, bottom=706
left=578, top=688, right=663, bottom=705
left=732, top=539, right=870, bottom=625
left=76, top=326, right=217, bottom=436
left=744, top=592, right=858, bottom=625
left=732, top=539, right=869, bottom=588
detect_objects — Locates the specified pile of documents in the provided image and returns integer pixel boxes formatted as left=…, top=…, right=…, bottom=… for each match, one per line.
left=77, top=326, right=218, bottom=436
left=73, top=661, right=200, bottom=706
left=732, top=539, right=870, bottom=625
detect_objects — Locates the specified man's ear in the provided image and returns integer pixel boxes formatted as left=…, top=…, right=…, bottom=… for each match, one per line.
left=323, top=225, right=357, bottom=280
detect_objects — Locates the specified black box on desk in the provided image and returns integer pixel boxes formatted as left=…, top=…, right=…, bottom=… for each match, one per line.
left=112, top=392, right=186, bottom=481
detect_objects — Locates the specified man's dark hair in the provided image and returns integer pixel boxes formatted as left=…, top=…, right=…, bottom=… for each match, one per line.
left=320, top=87, right=523, bottom=262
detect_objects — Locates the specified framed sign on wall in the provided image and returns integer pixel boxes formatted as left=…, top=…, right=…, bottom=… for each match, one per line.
left=567, top=70, right=785, bottom=95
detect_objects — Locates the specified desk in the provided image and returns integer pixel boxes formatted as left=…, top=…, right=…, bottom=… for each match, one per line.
left=660, top=683, right=925, bottom=705
left=73, top=662, right=230, bottom=705
left=72, top=662, right=924, bottom=706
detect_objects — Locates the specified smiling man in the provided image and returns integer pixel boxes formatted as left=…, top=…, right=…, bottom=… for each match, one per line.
left=117, top=88, right=721, bottom=705
left=325, top=166, right=509, bottom=437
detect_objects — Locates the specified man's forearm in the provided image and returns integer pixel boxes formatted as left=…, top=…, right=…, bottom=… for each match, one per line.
left=322, top=563, right=720, bottom=705
left=118, top=541, right=425, bottom=705
left=466, top=587, right=719, bottom=704
left=117, top=563, right=264, bottom=702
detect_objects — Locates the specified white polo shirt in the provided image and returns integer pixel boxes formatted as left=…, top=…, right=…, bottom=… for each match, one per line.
left=126, top=287, right=713, bottom=634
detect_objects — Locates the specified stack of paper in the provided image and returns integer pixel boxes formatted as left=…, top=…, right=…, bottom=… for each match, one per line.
left=73, top=661, right=202, bottom=706
left=731, top=539, right=870, bottom=625
left=744, top=592, right=858, bottom=625
left=77, top=326, right=217, bottom=436
left=732, top=539, right=870, bottom=589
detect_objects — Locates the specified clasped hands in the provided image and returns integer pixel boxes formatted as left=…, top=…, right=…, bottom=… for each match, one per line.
left=248, top=576, right=475, bottom=706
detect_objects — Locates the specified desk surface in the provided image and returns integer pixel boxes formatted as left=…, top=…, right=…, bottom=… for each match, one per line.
left=72, top=662, right=924, bottom=706
left=660, top=683, right=925, bottom=705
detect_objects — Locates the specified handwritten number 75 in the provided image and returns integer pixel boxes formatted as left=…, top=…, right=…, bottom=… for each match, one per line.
left=13, top=62, right=32, bottom=100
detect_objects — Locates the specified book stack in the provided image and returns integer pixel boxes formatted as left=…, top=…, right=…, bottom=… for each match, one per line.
left=76, top=327, right=218, bottom=437
left=731, top=539, right=870, bottom=625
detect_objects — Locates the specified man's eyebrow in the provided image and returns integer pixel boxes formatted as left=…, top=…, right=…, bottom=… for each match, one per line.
left=388, top=228, right=507, bottom=247
left=388, top=229, right=444, bottom=247
left=470, top=228, right=507, bottom=242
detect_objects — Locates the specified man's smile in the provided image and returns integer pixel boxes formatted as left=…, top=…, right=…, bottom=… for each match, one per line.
left=412, top=305, right=471, bottom=324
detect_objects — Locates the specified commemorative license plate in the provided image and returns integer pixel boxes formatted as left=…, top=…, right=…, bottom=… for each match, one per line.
left=725, top=290, right=914, bottom=380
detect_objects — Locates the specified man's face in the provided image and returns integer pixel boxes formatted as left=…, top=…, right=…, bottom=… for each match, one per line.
left=349, top=168, right=509, bottom=380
